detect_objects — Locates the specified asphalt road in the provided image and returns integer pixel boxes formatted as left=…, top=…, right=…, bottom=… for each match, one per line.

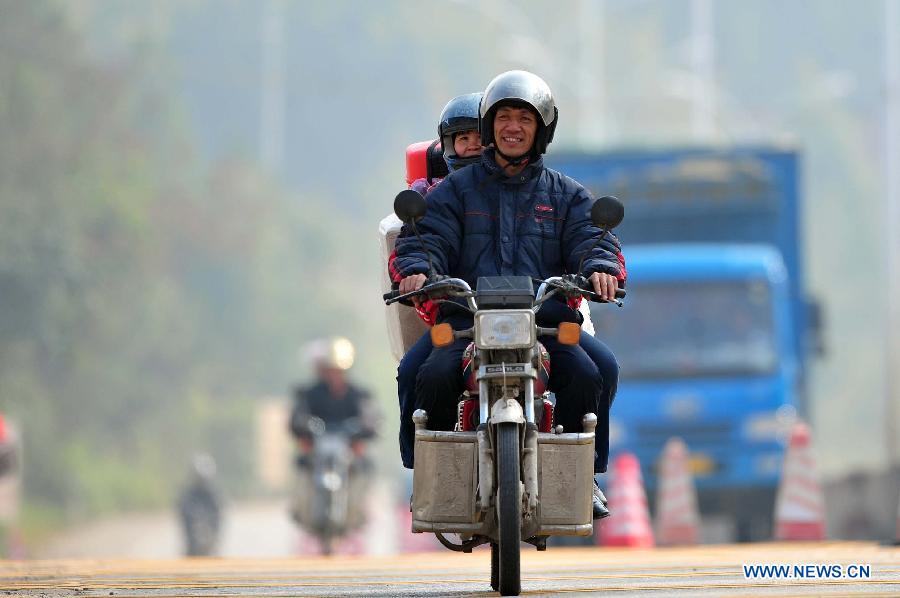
left=4, top=542, right=898, bottom=597
left=33, top=496, right=405, bottom=560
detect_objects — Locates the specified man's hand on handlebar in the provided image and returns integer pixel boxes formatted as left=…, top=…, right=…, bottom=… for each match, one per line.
left=399, top=274, right=427, bottom=306
left=588, top=272, right=619, bottom=302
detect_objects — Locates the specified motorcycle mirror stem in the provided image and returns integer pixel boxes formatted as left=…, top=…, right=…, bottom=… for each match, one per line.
left=394, top=189, right=437, bottom=279
left=576, top=195, right=625, bottom=276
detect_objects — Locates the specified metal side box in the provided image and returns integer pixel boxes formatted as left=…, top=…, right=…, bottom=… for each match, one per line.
left=537, top=430, right=595, bottom=530
left=412, top=430, right=479, bottom=526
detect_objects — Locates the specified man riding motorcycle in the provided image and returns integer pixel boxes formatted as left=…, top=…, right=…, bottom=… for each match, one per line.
left=393, top=70, right=625, bottom=520
left=391, top=92, right=624, bottom=493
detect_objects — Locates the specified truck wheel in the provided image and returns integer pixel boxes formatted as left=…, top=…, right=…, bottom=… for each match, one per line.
left=496, top=423, right=521, bottom=595
left=736, top=511, right=774, bottom=542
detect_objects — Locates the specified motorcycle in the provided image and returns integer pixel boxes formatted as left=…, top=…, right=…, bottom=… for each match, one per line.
left=384, top=191, right=625, bottom=595
left=290, top=416, right=370, bottom=555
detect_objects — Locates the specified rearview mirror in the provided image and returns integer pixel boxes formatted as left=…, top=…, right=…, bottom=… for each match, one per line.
left=394, top=189, right=428, bottom=224
left=591, top=195, right=624, bottom=229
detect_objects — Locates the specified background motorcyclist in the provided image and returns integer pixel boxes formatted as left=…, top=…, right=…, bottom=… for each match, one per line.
left=0, top=414, right=22, bottom=558
left=288, top=337, right=375, bottom=538
left=177, top=453, right=222, bottom=557
left=0, top=414, right=19, bottom=481
left=393, top=70, right=625, bottom=520
left=289, top=337, right=376, bottom=464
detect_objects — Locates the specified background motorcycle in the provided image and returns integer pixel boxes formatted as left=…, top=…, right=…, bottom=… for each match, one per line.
left=290, top=416, right=370, bottom=555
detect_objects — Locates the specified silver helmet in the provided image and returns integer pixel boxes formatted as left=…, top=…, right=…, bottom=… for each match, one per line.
left=479, top=70, right=558, bottom=155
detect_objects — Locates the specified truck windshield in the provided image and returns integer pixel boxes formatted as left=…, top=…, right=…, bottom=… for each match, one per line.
left=593, top=279, right=777, bottom=379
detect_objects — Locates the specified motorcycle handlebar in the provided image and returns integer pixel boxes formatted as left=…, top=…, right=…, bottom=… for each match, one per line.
left=385, top=277, right=624, bottom=309
left=383, top=278, right=474, bottom=308
left=580, top=286, right=627, bottom=301
left=579, top=287, right=626, bottom=307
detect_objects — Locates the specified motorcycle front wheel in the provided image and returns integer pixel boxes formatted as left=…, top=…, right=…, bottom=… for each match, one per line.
left=496, top=422, right=521, bottom=596
left=490, top=542, right=499, bottom=591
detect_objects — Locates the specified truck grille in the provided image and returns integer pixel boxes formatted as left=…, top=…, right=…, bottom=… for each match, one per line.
left=635, top=421, right=733, bottom=446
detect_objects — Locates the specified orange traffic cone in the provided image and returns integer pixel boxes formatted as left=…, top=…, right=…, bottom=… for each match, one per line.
left=774, top=422, right=825, bottom=541
left=598, top=452, right=654, bottom=547
left=655, top=437, right=700, bottom=545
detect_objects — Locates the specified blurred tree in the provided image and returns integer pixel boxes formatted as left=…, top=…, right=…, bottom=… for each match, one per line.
left=0, top=0, right=370, bottom=528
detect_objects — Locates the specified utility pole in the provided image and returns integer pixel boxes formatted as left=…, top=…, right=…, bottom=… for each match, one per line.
left=690, top=0, right=715, bottom=140
left=884, top=0, right=900, bottom=467
left=260, top=0, right=285, bottom=178
left=577, top=0, right=606, bottom=147
left=454, top=0, right=608, bottom=147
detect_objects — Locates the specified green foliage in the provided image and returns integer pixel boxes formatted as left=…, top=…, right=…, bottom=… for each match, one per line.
left=0, top=0, right=370, bottom=528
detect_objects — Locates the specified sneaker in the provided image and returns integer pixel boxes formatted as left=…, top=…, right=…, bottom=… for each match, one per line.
left=592, top=480, right=610, bottom=520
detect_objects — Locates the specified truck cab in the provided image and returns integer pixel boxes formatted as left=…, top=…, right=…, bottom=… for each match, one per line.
left=592, top=244, right=799, bottom=539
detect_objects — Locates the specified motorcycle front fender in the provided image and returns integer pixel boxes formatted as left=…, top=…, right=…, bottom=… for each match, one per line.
left=490, top=398, right=525, bottom=425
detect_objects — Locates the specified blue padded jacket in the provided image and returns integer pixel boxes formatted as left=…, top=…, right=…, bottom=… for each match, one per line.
left=394, top=149, right=622, bottom=290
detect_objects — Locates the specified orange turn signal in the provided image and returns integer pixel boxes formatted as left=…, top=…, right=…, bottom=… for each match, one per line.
left=430, top=323, right=455, bottom=347
left=557, top=321, right=581, bottom=345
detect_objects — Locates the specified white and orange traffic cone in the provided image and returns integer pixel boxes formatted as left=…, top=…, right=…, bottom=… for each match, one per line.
left=655, top=437, right=700, bottom=545
left=598, top=452, right=654, bottom=547
left=774, top=422, right=826, bottom=541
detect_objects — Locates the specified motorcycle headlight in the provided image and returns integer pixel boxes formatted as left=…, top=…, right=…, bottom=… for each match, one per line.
left=475, top=309, right=535, bottom=349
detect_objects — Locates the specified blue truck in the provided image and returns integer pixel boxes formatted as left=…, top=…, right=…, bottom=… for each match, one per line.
left=546, top=146, right=821, bottom=540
